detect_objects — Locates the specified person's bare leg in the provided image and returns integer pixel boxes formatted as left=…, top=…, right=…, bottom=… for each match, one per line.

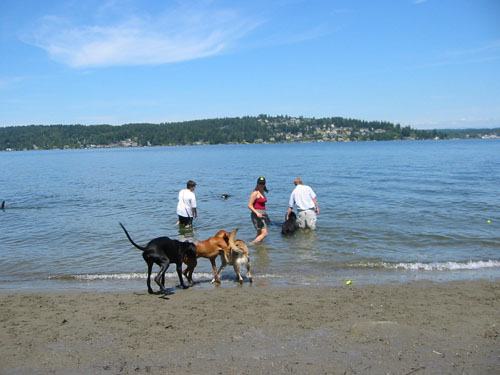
left=251, top=227, right=268, bottom=243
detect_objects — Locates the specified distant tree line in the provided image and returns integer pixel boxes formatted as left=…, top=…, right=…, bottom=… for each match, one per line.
left=0, top=115, right=498, bottom=151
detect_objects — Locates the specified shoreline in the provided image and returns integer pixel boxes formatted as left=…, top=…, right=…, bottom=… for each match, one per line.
left=2, top=136, right=499, bottom=153
left=1, top=267, right=499, bottom=294
left=1, top=280, right=498, bottom=374
left=2, top=270, right=499, bottom=295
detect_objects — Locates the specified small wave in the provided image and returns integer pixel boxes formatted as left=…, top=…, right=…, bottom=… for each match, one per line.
left=49, top=273, right=149, bottom=280
left=49, top=272, right=283, bottom=281
left=350, top=259, right=500, bottom=271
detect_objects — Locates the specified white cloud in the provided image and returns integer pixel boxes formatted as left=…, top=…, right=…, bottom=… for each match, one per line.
left=28, top=4, right=260, bottom=68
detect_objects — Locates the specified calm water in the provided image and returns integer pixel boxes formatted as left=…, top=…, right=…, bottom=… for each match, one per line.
left=1, top=140, right=499, bottom=291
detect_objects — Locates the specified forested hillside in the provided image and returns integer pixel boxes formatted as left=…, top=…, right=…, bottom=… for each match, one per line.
left=0, top=115, right=498, bottom=151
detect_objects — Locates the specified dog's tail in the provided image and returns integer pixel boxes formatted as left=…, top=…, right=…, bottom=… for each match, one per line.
left=228, top=228, right=244, bottom=254
left=119, top=222, right=147, bottom=251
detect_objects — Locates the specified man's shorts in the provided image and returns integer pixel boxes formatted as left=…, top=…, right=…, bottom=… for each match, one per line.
left=178, top=215, right=193, bottom=227
left=297, top=209, right=317, bottom=230
left=251, top=210, right=270, bottom=231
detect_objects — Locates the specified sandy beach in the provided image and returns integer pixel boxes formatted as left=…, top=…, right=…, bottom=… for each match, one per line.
left=1, top=280, right=498, bottom=374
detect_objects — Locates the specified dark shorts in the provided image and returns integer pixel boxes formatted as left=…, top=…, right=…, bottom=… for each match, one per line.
left=178, top=215, right=193, bottom=227
left=251, top=210, right=270, bottom=231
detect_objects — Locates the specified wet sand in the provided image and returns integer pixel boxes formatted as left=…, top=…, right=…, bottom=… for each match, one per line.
left=1, top=280, right=499, bottom=374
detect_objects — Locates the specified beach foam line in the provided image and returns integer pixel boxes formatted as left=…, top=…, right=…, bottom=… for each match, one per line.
left=349, top=259, right=500, bottom=271
left=49, top=272, right=213, bottom=281
left=49, top=272, right=283, bottom=281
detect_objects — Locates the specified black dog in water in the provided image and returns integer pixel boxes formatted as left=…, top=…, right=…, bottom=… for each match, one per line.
left=281, top=211, right=298, bottom=235
left=119, top=223, right=197, bottom=294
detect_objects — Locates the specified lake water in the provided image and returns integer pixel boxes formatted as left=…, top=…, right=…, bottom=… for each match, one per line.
left=1, top=140, right=499, bottom=292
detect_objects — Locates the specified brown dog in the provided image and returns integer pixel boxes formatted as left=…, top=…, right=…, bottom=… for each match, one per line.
left=215, top=229, right=252, bottom=283
left=183, top=234, right=231, bottom=284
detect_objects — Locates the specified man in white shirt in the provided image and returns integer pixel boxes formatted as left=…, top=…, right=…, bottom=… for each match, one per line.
left=287, top=177, right=319, bottom=230
left=176, top=180, right=197, bottom=228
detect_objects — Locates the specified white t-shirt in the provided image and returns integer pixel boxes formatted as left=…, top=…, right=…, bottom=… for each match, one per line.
left=289, top=184, right=317, bottom=210
left=176, top=189, right=197, bottom=217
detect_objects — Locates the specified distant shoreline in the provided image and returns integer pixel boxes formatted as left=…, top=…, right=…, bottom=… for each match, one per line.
left=1, top=115, right=498, bottom=151
left=1, top=135, right=499, bottom=153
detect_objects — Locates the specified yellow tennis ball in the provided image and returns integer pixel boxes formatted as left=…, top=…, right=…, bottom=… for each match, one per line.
left=487, top=219, right=492, bottom=224
left=345, top=280, right=352, bottom=285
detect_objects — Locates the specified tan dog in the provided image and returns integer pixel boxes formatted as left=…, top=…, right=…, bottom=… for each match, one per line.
left=214, top=229, right=252, bottom=284
left=183, top=234, right=231, bottom=284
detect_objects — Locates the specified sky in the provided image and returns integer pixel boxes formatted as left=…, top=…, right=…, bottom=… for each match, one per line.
left=1, top=0, right=499, bottom=129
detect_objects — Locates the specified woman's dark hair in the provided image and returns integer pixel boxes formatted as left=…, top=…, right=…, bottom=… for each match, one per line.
left=254, top=184, right=268, bottom=193
left=187, top=180, right=197, bottom=189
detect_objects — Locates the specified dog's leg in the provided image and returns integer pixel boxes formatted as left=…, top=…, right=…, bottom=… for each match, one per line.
left=155, top=260, right=171, bottom=294
left=146, top=261, right=154, bottom=294
left=183, top=258, right=196, bottom=285
left=232, top=261, right=243, bottom=284
left=187, top=260, right=196, bottom=285
left=175, top=263, right=188, bottom=289
left=182, top=266, right=191, bottom=284
left=215, top=253, right=228, bottom=282
left=209, top=257, right=221, bottom=283
left=222, top=249, right=230, bottom=263
left=246, top=257, right=253, bottom=283
left=182, top=266, right=193, bottom=285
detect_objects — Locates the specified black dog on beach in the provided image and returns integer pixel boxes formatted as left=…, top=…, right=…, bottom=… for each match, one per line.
left=281, top=211, right=298, bottom=235
left=119, top=223, right=197, bottom=294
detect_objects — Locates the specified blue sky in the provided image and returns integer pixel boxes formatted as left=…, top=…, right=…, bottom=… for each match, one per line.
left=1, top=0, right=499, bottom=129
